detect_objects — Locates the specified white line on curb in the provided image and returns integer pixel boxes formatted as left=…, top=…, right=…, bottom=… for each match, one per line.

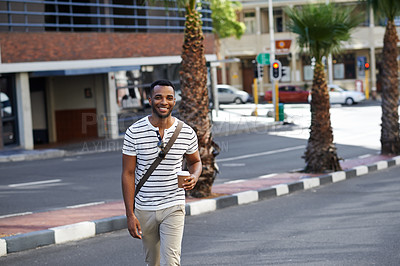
left=273, top=184, right=289, bottom=196
left=189, top=199, right=217, bottom=216
left=235, top=191, right=258, bottom=205
left=331, top=171, right=346, bottom=183
left=0, top=239, right=6, bottom=257
left=302, top=178, right=320, bottom=190
left=355, top=165, right=368, bottom=176
left=376, top=161, right=388, bottom=170
left=51, top=222, right=96, bottom=244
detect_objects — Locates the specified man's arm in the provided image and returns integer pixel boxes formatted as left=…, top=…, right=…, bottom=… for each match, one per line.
left=183, top=150, right=202, bottom=190
left=121, top=154, right=142, bottom=239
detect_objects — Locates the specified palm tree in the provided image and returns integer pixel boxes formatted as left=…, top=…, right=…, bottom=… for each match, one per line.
left=366, top=0, right=400, bottom=154
left=175, top=0, right=243, bottom=197
left=177, top=0, right=218, bottom=198
left=285, top=3, right=362, bottom=173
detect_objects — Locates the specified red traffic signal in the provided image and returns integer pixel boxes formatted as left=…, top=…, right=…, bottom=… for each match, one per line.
left=271, top=60, right=282, bottom=80
left=364, top=63, right=370, bottom=70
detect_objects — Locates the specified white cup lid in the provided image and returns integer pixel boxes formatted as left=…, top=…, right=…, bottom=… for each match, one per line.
left=177, top=171, right=190, bottom=176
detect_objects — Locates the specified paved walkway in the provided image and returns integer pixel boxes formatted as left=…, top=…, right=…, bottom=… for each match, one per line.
left=1, top=107, right=397, bottom=256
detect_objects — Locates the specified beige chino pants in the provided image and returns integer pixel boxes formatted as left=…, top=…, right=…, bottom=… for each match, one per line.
left=135, top=205, right=185, bottom=266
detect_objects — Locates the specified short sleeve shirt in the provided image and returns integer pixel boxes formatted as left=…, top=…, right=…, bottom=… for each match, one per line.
left=122, top=116, right=198, bottom=211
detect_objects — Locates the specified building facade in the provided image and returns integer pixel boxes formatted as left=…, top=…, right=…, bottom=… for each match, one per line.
left=219, top=0, right=400, bottom=97
left=0, top=0, right=216, bottom=149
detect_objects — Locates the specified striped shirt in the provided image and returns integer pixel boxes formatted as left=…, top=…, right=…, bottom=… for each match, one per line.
left=122, top=116, right=198, bottom=211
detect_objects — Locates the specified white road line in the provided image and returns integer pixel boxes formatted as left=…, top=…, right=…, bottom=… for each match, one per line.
left=258, top=173, right=278, bottom=179
left=217, top=145, right=305, bottom=163
left=224, top=179, right=246, bottom=184
left=221, top=163, right=246, bottom=167
left=66, top=201, right=105, bottom=209
left=0, top=212, right=33, bottom=219
left=358, top=154, right=372, bottom=159
left=8, top=179, right=62, bottom=188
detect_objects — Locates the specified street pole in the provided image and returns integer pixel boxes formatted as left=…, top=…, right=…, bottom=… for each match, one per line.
left=0, top=101, right=3, bottom=149
left=211, top=63, right=219, bottom=117
left=268, top=0, right=276, bottom=119
left=365, top=68, right=369, bottom=100
left=274, top=80, right=279, bottom=121
left=326, top=0, right=333, bottom=85
left=253, top=78, right=258, bottom=116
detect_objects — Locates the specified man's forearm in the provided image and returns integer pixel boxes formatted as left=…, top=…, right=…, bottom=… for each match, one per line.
left=188, top=160, right=202, bottom=180
left=121, top=173, right=136, bottom=217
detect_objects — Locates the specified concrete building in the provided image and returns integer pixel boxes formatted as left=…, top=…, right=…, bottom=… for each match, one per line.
left=219, top=0, right=400, bottom=98
left=0, top=0, right=216, bottom=150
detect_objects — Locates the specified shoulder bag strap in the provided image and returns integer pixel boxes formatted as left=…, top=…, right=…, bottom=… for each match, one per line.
left=134, top=121, right=183, bottom=198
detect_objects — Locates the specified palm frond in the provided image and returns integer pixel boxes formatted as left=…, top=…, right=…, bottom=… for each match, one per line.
left=365, top=0, right=400, bottom=21
left=285, top=3, right=363, bottom=62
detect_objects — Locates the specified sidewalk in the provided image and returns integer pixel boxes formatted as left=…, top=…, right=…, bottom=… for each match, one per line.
left=1, top=108, right=397, bottom=256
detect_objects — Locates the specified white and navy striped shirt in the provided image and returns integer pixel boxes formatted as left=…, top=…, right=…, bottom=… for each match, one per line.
left=122, top=116, right=198, bottom=211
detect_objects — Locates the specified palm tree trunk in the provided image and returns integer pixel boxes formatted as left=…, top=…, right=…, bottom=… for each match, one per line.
left=179, top=8, right=219, bottom=197
left=380, top=19, right=400, bottom=155
left=303, top=62, right=342, bottom=173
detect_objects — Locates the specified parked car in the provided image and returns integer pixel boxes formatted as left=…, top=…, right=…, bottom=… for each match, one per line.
left=216, top=84, right=250, bottom=104
left=308, top=84, right=366, bottom=105
left=264, top=85, right=309, bottom=103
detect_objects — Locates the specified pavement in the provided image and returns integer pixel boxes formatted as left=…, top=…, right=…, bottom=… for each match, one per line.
left=1, top=105, right=398, bottom=257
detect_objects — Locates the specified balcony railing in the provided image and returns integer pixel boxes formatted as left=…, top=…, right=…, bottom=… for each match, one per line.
left=0, top=0, right=213, bottom=32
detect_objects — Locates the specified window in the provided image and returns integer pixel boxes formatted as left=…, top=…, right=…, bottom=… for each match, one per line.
left=333, top=54, right=356, bottom=79
left=244, top=12, right=255, bottom=34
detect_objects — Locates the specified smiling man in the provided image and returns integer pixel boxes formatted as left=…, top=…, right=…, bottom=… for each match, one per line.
left=121, top=79, right=202, bottom=266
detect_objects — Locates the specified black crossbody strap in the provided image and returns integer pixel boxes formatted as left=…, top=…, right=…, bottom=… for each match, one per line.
left=134, top=121, right=183, bottom=198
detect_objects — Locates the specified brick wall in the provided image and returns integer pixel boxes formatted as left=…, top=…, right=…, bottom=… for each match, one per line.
left=0, top=32, right=215, bottom=63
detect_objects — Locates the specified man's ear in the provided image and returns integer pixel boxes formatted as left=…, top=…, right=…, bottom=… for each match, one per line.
left=148, top=97, right=152, bottom=106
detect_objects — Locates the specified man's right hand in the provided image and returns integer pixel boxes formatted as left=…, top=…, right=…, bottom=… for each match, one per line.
left=127, top=215, right=142, bottom=239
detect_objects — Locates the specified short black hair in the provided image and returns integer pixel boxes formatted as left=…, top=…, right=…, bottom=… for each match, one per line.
left=149, top=79, right=175, bottom=96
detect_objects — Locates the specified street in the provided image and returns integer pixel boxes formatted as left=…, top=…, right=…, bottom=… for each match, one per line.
left=2, top=160, right=399, bottom=265
left=0, top=103, right=380, bottom=216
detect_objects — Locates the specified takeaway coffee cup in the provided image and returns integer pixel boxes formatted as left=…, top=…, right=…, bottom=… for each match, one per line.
left=177, top=171, right=190, bottom=188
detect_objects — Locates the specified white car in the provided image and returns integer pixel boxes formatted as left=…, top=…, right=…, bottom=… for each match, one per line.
left=308, top=84, right=365, bottom=105
left=216, top=85, right=250, bottom=104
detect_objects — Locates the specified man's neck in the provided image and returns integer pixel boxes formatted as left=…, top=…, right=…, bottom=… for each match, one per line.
left=149, top=115, right=175, bottom=132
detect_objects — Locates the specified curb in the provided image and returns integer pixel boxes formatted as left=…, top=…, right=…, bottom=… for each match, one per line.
left=0, top=149, right=66, bottom=163
left=1, top=156, right=399, bottom=256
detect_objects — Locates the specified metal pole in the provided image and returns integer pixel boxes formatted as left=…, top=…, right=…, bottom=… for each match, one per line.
left=253, top=78, right=258, bottom=116
left=269, top=0, right=277, bottom=119
left=0, top=101, right=3, bottom=149
left=211, top=64, right=219, bottom=117
left=326, top=0, right=333, bottom=85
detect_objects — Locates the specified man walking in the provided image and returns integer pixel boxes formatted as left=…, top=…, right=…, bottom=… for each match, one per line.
left=122, top=79, right=202, bottom=266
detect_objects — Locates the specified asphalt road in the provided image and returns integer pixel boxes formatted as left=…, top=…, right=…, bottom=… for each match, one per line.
left=0, top=129, right=377, bottom=217
left=0, top=103, right=382, bottom=216
left=2, top=160, right=399, bottom=265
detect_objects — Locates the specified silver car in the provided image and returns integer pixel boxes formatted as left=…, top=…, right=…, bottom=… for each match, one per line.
left=217, top=85, right=250, bottom=104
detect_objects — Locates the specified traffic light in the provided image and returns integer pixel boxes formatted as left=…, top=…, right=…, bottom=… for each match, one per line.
left=364, top=63, right=370, bottom=70
left=253, top=60, right=258, bottom=78
left=281, top=67, right=286, bottom=78
left=258, top=64, right=264, bottom=78
left=271, top=60, right=282, bottom=80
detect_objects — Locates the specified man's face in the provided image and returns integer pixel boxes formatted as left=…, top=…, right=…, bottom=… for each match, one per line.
left=149, top=85, right=176, bottom=119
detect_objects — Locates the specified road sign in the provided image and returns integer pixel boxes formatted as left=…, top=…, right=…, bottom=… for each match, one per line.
left=256, top=53, right=270, bottom=65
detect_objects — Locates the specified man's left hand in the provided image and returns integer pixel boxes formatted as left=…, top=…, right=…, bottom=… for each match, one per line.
left=183, top=175, right=197, bottom=190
